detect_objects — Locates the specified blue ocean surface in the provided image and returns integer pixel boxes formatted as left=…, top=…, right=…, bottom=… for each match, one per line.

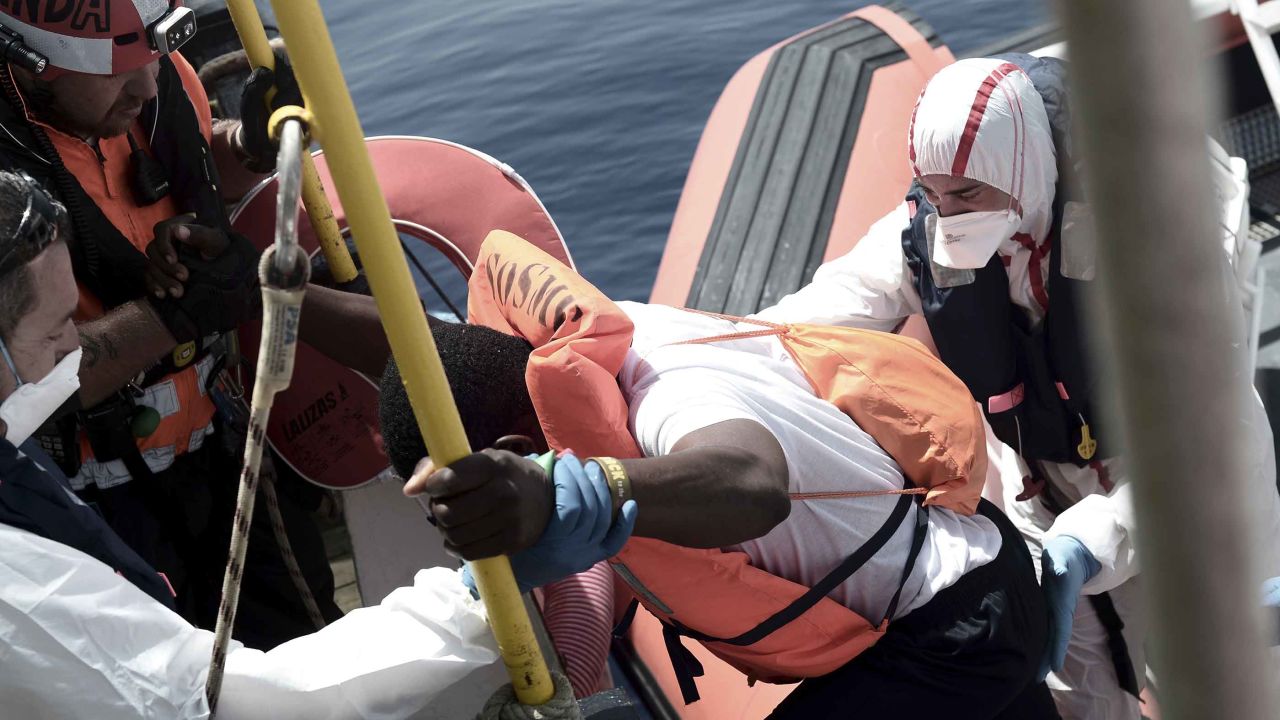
left=315, top=0, right=1049, bottom=304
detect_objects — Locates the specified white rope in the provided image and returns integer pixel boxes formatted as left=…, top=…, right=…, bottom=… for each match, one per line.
left=205, top=121, right=310, bottom=713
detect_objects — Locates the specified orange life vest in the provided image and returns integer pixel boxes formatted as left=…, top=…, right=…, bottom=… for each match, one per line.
left=468, top=230, right=987, bottom=699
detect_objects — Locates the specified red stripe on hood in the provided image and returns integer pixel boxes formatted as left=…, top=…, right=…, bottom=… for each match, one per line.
left=951, top=62, right=1022, bottom=178
left=1012, top=231, right=1051, bottom=313
left=908, top=90, right=924, bottom=178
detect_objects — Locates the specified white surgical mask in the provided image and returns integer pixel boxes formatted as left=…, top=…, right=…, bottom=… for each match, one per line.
left=932, top=208, right=1021, bottom=269
left=0, top=340, right=81, bottom=446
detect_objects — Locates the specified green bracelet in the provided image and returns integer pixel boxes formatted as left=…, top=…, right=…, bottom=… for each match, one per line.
left=589, top=456, right=632, bottom=518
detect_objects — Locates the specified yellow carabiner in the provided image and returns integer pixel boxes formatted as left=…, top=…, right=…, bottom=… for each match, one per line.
left=1077, top=418, right=1098, bottom=461
left=223, top=0, right=357, bottom=284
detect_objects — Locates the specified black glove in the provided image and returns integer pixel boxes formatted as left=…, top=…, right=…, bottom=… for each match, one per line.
left=238, top=50, right=304, bottom=174
left=148, top=226, right=261, bottom=343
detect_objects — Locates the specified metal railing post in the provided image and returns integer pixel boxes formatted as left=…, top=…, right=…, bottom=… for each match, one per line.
left=1053, top=1, right=1279, bottom=717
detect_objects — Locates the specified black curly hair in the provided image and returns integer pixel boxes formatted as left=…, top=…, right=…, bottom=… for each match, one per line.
left=379, top=322, right=537, bottom=479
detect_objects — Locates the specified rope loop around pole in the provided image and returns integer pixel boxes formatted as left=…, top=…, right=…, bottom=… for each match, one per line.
left=479, top=672, right=583, bottom=720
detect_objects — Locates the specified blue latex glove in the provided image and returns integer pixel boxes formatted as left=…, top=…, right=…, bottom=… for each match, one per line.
left=1038, top=535, right=1101, bottom=681
left=463, top=452, right=638, bottom=595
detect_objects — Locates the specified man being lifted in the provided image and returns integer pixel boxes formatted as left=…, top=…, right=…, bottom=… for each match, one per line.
left=379, top=230, right=1061, bottom=718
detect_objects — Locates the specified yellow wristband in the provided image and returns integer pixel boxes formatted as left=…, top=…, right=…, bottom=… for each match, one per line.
left=590, top=456, right=631, bottom=517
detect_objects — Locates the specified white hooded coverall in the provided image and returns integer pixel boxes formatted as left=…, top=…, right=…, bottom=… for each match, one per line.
left=0, top=514, right=501, bottom=719
left=756, top=57, right=1280, bottom=720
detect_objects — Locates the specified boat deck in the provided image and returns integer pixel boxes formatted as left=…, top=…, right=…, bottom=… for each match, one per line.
left=322, top=520, right=363, bottom=613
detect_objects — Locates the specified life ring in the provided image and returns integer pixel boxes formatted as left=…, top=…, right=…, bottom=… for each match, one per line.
left=230, top=136, right=571, bottom=489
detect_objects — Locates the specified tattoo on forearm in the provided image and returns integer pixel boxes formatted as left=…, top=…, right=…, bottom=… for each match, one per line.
left=79, top=330, right=119, bottom=369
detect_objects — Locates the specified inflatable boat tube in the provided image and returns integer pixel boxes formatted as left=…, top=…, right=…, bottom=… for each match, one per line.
left=649, top=3, right=953, bottom=316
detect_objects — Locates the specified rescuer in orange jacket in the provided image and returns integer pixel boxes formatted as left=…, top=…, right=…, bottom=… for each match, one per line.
left=0, top=1, right=393, bottom=648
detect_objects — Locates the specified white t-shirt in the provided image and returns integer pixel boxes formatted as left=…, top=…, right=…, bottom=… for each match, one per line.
left=616, top=301, right=1002, bottom=619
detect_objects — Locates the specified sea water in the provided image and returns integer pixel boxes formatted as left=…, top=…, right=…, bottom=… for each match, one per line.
left=318, top=0, right=1048, bottom=305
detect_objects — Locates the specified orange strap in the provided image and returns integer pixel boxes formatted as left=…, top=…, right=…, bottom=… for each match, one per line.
left=790, top=487, right=928, bottom=501
left=670, top=306, right=925, bottom=503
left=666, top=307, right=789, bottom=345
left=669, top=326, right=785, bottom=345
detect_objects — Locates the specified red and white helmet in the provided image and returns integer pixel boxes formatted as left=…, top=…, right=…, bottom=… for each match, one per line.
left=0, top=0, right=196, bottom=76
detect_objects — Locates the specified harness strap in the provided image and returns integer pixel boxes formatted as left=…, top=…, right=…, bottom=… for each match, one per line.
left=1087, top=592, right=1141, bottom=698
left=880, top=498, right=929, bottom=625
left=667, top=491, right=917, bottom=647
left=662, top=622, right=707, bottom=704
left=654, top=492, right=923, bottom=704
left=988, top=382, right=1026, bottom=414
left=613, top=596, right=641, bottom=638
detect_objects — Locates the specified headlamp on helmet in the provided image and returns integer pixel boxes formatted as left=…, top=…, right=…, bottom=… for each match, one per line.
left=149, top=6, right=195, bottom=55
left=0, top=24, right=46, bottom=75
left=0, top=2, right=197, bottom=76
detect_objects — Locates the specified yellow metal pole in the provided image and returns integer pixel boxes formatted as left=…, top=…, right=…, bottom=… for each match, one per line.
left=222, top=0, right=273, bottom=67
left=296, top=155, right=354, bottom=280
left=223, top=0, right=358, bottom=284
left=267, top=0, right=556, bottom=706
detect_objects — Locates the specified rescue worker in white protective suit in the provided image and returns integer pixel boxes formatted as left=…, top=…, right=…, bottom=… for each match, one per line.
left=756, top=56, right=1280, bottom=720
left=0, top=170, right=509, bottom=719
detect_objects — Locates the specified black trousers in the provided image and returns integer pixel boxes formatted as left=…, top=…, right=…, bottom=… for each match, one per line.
left=80, top=437, right=343, bottom=650
left=768, top=500, right=1061, bottom=720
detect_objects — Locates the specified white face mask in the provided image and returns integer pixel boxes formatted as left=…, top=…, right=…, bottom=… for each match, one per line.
left=0, top=343, right=81, bottom=447
left=932, top=208, right=1021, bottom=269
